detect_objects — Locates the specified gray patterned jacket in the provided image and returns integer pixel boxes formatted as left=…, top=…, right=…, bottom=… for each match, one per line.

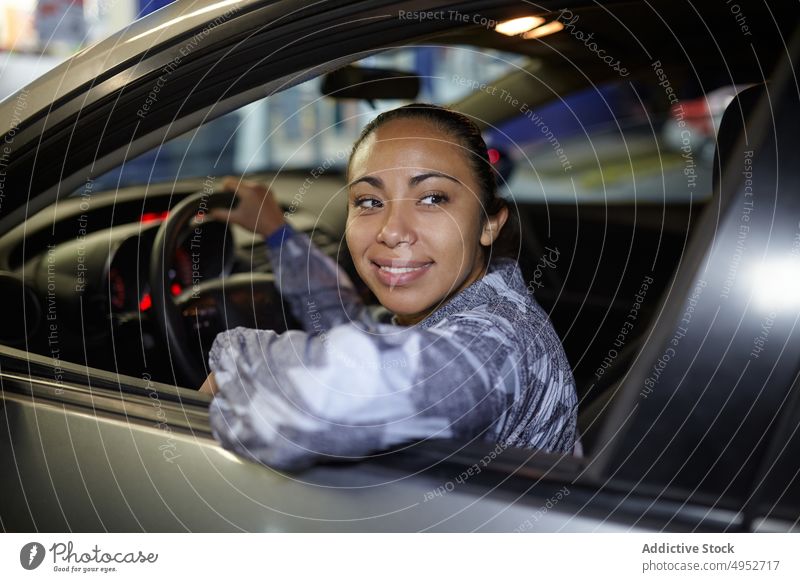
left=208, top=228, right=579, bottom=470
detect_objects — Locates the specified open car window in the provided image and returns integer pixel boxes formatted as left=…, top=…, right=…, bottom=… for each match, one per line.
left=6, top=37, right=741, bottom=415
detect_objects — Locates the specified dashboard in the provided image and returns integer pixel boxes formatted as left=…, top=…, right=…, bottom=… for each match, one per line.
left=6, top=208, right=238, bottom=381
left=102, top=217, right=233, bottom=314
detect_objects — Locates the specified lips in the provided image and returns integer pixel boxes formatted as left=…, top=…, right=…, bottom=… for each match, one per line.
left=370, top=257, right=433, bottom=268
left=369, top=258, right=433, bottom=287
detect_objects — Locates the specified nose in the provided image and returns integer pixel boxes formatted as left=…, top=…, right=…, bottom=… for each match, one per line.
left=376, top=198, right=416, bottom=247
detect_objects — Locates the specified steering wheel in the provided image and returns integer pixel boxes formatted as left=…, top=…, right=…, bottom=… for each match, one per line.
left=149, top=191, right=296, bottom=388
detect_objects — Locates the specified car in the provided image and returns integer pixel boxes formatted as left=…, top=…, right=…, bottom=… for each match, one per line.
left=1, top=0, right=799, bottom=532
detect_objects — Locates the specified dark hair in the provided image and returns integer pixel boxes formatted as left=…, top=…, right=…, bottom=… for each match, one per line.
left=347, top=103, right=520, bottom=264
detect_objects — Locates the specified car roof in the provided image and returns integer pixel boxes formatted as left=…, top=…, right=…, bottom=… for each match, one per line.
left=2, top=0, right=795, bottom=135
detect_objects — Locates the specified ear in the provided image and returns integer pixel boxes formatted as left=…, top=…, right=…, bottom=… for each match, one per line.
left=480, top=204, right=509, bottom=247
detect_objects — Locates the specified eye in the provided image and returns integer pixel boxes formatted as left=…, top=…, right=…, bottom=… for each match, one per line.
left=419, top=192, right=449, bottom=206
left=352, top=196, right=383, bottom=210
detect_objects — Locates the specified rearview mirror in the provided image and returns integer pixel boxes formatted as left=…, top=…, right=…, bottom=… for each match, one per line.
left=321, top=65, right=420, bottom=101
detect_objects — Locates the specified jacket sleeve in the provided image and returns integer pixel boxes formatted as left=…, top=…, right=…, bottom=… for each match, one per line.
left=207, top=310, right=531, bottom=471
left=266, top=226, right=371, bottom=333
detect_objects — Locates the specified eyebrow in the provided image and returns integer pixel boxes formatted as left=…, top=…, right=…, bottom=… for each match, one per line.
left=347, top=171, right=463, bottom=190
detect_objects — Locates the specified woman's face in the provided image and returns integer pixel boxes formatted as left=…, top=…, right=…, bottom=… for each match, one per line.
left=346, top=118, right=507, bottom=326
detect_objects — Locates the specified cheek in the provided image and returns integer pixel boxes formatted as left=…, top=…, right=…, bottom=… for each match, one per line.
left=429, top=212, right=481, bottom=266
left=344, top=216, right=364, bottom=253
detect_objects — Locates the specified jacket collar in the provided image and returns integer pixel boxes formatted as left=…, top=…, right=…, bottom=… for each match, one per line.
left=389, top=257, right=526, bottom=328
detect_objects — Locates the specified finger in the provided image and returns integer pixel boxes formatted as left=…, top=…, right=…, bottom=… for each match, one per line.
left=221, top=176, right=241, bottom=194
left=238, top=179, right=269, bottom=199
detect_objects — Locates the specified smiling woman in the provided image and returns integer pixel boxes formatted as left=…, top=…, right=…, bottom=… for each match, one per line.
left=345, top=105, right=512, bottom=325
left=201, top=103, right=579, bottom=470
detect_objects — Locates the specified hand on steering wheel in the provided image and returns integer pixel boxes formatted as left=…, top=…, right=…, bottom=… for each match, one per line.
left=149, top=186, right=298, bottom=389
left=209, top=177, right=286, bottom=237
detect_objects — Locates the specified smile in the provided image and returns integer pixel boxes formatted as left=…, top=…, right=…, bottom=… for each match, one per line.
left=370, top=260, right=433, bottom=286
left=379, top=265, right=427, bottom=273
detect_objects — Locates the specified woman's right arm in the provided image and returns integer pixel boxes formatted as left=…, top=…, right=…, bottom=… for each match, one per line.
left=265, top=225, right=370, bottom=332
left=211, top=177, right=370, bottom=333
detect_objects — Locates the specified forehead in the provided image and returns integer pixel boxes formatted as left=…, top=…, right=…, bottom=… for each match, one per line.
left=349, top=118, right=474, bottom=178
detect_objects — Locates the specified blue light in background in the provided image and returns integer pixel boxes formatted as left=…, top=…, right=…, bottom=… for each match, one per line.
left=138, top=0, right=174, bottom=18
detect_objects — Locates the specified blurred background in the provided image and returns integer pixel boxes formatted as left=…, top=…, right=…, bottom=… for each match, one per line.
left=0, top=0, right=174, bottom=97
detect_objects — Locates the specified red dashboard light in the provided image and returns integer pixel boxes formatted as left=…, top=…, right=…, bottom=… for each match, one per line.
left=170, top=283, right=182, bottom=296
left=139, top=292, right=152, bottom=311
left=140, top=211, right=169, bottom=223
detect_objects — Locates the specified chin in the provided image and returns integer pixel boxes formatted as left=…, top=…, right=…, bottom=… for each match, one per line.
left=375, top=295, right=426, bottom=317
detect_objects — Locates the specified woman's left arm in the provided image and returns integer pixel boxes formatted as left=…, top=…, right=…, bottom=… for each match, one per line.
left=206, top=312, right=576, bottom=470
